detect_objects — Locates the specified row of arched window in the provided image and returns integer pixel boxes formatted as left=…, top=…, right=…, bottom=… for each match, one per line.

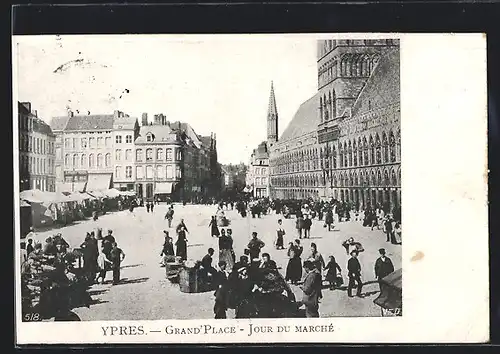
left=318, top=53, right=381, bottom=87
left=318, top=39, right=395, bottom=58
left=65, top=153, right=111, bottom=168
left=270, top=129, right=400, bottom=174
left=271, top=167, right=401, bottom=189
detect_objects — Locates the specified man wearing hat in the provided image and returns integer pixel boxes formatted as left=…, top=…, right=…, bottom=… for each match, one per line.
left=301, top=260, right=322, bottom=317
left=347, top=250, right=363, bottom=297
left=247, top=232, right=265, bottom=262
left=374, top=248, right=394, bottom=291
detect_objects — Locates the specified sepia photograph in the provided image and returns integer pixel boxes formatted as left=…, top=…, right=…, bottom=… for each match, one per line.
left=15, top=35, right=401, bottom=322
left=13, top=32, right=488, bottom=345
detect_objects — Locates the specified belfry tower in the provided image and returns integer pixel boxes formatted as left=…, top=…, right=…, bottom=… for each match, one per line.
left=266, top=81, right=279, bottom=147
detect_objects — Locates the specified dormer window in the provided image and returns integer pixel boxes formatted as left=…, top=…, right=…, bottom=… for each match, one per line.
left=146, top=133, right=155, bottom=142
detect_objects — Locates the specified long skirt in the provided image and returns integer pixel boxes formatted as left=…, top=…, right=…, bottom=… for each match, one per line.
left=285, top=257, right=302, bottom=282
left=176, top=242, right=187, bottom=260
left=219, top=249, right=235, bottom=270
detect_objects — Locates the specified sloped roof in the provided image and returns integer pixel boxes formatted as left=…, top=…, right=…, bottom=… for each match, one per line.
left=113, top=115, right=137, bottom=130
left=169, top=121, right=203, bottom=149
left=33, top=118, right=55, bottom=136
left=199, top=136, right=212, bottom=148
left=18, top=102, right=30, bottom=115
left=278, top=93, right=320, bottom=142
left=49, top=116, right=70, bottom=131
left=351, top=47, right=400, bottom=117
left=135, top=124, right=179, bottom=144
left=63, top=114, right=114, bottom=131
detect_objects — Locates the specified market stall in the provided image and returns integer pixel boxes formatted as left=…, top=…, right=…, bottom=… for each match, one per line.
left=373, top=268, right=402, bottom=316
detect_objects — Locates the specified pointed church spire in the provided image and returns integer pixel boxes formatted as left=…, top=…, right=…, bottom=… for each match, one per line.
left=267, top=80, right=278, bottom=144
left=268, top=81, right=278, bottom=118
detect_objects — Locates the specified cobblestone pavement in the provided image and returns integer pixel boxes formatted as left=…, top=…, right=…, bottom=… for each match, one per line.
left=28, top=204, right=402, bottom=320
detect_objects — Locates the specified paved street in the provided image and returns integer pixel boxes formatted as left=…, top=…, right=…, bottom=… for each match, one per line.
left=29, top=204, right=402, bottom=320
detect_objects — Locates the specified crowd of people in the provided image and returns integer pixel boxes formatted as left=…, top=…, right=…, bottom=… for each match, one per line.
left=21, top=193, right=401, bottom=320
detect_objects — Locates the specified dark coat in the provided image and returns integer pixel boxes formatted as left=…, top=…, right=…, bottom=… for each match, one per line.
left=374, top=256, right=394, bottom=280
left=347, top=257, right=362, bottom=277
left=302, top=269, right=322, bottom=306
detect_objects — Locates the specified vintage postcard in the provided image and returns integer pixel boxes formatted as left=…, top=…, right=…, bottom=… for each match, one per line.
left=13, top=33, right=488, bottom=344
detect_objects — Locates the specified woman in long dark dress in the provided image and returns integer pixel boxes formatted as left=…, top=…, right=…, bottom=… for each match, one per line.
left=209, top=215, right=220, bottom=238
left=218, top=229, right=235, bottom=270
left=324, top=255, right=342, bottom=290
left=285, top=240, right=303, bottom=284
left=175, top=226, right=188, bottom=261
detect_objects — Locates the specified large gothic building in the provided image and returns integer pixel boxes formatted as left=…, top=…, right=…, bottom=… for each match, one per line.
left=269, top=39, right=401, bottom=212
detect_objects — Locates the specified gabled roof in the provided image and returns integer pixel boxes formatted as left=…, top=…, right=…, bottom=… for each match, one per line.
left=49, top=116, right=70, bottom=131
left=135, top=124, right=179, bottom=144
left=63, top=114, right=114, bottom=131
left=169, top=121, right=203, bottom=149
left=278, top=93, right=320, bottom=142
left=351, top=47, right=400, bottom=117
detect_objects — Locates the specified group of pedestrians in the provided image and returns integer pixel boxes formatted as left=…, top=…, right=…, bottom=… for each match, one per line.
left=80, top=229, right=126, bottom=285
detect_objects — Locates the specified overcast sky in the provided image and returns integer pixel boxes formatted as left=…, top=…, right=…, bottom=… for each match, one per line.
left=14, top=35, right=318, bottom=164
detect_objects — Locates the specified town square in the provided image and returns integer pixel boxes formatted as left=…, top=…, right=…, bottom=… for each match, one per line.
left=16, top=36, right=401, bottom=320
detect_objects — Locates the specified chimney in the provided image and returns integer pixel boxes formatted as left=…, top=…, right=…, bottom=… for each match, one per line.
left=33, top=110, right=38, bottom=118
left=68, top=110, right=74, bottom=117
left=141, top=113, right=148, bottom=126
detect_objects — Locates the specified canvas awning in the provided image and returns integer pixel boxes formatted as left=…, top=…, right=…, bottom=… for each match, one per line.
left=104, top=188, right=121, bottom=198
left=373, top=268, right=402, bottom=311
left=86, top=174, right=112, bottom=192
left=155, top=182, right=173, bottom=194
left=87, top=190, right=107, bottom=199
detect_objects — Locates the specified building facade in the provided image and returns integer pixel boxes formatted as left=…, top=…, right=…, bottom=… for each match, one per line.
left=113, top=113, right=140, bottom=191
left=269, top=39, right=401, bottom=211
left=247, top=141, right=270, bottom=198
left=134, top=115, right=219, bottom=202
left=18, top=102, right=56, bottom=192
left=51, top=110, right=138, bottom=193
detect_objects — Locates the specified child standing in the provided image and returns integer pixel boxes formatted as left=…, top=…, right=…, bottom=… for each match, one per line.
left=324, top=255, right=342, bottom=290
left=275, top=219, right=286, bottom=250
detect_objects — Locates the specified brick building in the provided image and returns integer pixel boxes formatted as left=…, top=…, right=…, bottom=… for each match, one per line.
left=18, top=102, right=56, bottom=192
left=269, top=39, right=401, bottom=211
left=51, top=110, right=139, bottom=193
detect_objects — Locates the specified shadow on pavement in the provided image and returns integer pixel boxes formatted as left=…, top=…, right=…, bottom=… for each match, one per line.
left=89, top=298, right=109, bottom=306
left=187, top=244, right=205, bottom=247
left=121, top=264, right=144, bottom=269
left=88, top=289, right=109, bottom=296
left=115, top=277, right=149, bottom=285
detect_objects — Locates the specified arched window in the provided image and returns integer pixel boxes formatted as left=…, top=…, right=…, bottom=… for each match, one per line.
left=371, top=170, right=376, bottom=185
left=319, top=97, right=323, bottom=122
left=97, top=153, right=103, bottom=168
left=72, top=154, right=78, bottom=168
left=382, top=132, right=389, bottom=162
left=377, top=170, right=382, bottom=185
left=89, top=154, right=94, bottom=168
left=363, top=136, right=368, bottom=166
left=353, top=140, right=357, bottom=167
left=384, top=170, right=390, bottom=186
left=323, top=94, right=329, bottom=121
left=81, top=154, right=86, bottom=168
left=356, top=55, right=362, bottom=76
left=344, top=141, right=349, bottom=167
left=375, top=134, right=382, bottom=164
left=363, top=55, right=371, bottom=76
left=372, top=54, right=380, bottom=70
left=391, top=169, right=397, bottom=186
left=105, top=153, right=111, bottom=167
left=64, top=154, right=70, bottom=166
left=389, top=131, right=396, bottom=162
left=332, top=145, right=337, bottom=168
left=369, top=136, right=375, bottom=165
left=339, top=145, right=343, bottom=168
